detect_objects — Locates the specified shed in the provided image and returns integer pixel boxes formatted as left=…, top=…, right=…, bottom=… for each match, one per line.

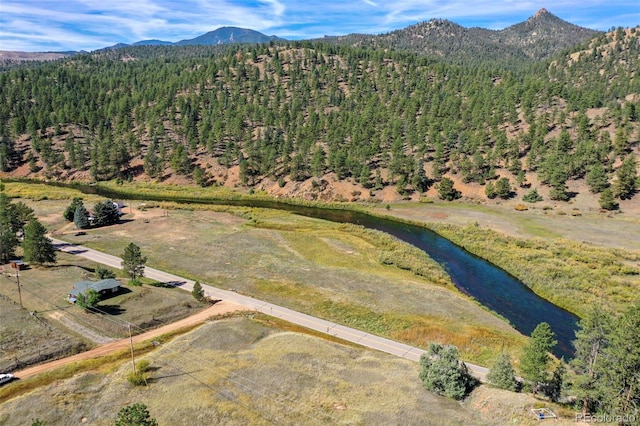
left=9, top=260, right=25, bottom=271
left=68, top=278, right=121, bottom=302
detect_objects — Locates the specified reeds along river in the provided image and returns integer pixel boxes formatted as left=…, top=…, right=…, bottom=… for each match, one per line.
left=278, top=206, right=579, bottom=359
left=53, top=181, right=581, bottom=358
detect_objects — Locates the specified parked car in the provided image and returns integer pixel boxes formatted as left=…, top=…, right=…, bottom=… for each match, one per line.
left=0, top=373, right=14, bottom=386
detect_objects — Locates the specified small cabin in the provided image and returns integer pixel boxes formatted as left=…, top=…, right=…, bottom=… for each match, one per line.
left=68, top=278, right=120, bottom=303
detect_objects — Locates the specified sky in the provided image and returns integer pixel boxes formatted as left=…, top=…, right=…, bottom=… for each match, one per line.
left=1, top=1, right=638, bottom=52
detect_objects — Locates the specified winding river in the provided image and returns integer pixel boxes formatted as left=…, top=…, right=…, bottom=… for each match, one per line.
left=45, top=182, right=580, bottom=358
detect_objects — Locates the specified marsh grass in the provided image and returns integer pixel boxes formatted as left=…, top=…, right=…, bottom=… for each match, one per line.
left=429, top=223, right=640, bottom=316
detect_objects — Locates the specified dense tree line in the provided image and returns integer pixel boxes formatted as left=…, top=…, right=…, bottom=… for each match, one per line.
left=426, top=307, right=639, bottom=422
left=0, top=182, right=56, bottom=265
left=0, top=30, right=637, bottom=201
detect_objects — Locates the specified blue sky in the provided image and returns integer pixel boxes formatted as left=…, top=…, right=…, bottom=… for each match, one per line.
left=1, top=1, right=638, bottom=52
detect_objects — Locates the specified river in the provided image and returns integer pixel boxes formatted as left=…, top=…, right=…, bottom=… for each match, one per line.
left=43, top=182, right=581, bottom=358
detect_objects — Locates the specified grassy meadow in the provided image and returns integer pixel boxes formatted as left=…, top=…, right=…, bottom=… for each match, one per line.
left=5, top=180, right=640, bottom=364
left=0, top=316, right=573, bottom=426
left=55, top=201, right=524, bottom=365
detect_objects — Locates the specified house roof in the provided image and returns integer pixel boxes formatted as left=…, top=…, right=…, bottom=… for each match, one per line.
left=69, top=279, right=120, bottom=297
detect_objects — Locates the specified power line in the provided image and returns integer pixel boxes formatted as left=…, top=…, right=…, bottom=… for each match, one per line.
left=6, top=272, right=337, bottom=425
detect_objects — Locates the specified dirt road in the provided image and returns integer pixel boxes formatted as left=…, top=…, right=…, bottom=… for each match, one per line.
left=14, top=301, right=247, bottom=380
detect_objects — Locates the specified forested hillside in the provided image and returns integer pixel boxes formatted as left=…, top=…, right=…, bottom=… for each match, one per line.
left=0, top=26, right=638, bottom=207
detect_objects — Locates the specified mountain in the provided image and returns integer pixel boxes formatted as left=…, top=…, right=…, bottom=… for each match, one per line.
left=322, top=9, right=601, bottom=64
left=493, top=8, right=601, bottom=59
left=174, top=27, right=283, bottom=46
left=132, top=39, right=173, bottom=46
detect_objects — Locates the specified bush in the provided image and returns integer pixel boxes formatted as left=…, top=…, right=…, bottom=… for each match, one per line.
left=136, top=359, right=151, bottom=373
left=115, top=403, right=158, bottom=426
left=192, top=281, right=205, bottom=301
left=95, top=265, right=116, bottom=280
left=127, top=369, right=149, bottom=386
left=523, top=188, right=543, bottom=203
left=129, top=278, right=142, bottom=287
left=419, top=343, right=477, bottom=400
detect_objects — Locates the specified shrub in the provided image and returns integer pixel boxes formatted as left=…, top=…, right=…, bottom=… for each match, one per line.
left=127, top=370, right=149, bottom=386
left=419, top=343, right=477, bottom=400
left=523, top=188, right=543, bottom=203
left=95, top=265, right=116, bottom=280
left=192, top=281, right=205, bottom=301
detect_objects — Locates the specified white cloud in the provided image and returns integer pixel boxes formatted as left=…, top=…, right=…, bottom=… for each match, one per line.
left=1, top=0, right=636, bottom=51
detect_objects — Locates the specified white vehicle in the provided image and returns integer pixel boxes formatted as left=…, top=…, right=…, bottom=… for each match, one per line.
left=0, top=373, right=14, bottom=385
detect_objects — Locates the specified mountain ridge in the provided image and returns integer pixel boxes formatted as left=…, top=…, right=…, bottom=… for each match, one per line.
left=321, top=8, right=601, bottom=62
left=2, top=8, right=601, bottom=61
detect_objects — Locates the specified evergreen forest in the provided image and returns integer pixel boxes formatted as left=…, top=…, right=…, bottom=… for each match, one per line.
left=0, top=24, right=638, bottom=205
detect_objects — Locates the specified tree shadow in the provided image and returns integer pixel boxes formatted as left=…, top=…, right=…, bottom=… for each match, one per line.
left=100, top=286, right=131, bottom=300
left=98, top=304, right=126, bottom=315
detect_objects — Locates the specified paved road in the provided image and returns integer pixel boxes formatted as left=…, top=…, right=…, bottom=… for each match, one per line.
left=51, top=237, right=490, bottom=381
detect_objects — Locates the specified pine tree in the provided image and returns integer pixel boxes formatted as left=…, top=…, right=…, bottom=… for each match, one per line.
left=495, top=177, right=512, bottom=199
left=121, top=242, right=147, bottom=282
left=571, top=307, right=613, bottom=417
left=599, top=303, right=640, bottom=418
left=64, top=197, right=84, bottom=222
left=73, top=204, right=90, bottom=229
left=523, top=188, right=543, bottom=203
left=598, top=188, right=618, bottom=210
left=0, top=192, right=19, bottom=264
left=613, top=155, right=637, bottom=200
left=438, top=177, right=461, bottom=201
left=520, top=322, right=557, bottom=395
left=586, top=163, right=609, bottom=193
left=485, top=181, right=497, bottom=199
left=22, top=219, right=57, bottom=265
left=192, top=281, right=205, bottom=301
left=487, top=352, right=517, bottom=391
left=93, top=200, right=120, bottom=227
left=544, top=362, right=566, bottom=402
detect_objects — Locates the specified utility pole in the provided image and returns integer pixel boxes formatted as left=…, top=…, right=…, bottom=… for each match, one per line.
left=128, top=323, right=136, bottom=373
left=10, top=262, right=22, bottom=308
left=16, top=267, right=22, bottom=309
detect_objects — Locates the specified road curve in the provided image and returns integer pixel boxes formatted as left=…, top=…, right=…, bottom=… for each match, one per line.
left=50, top=237, right=490, bottom=381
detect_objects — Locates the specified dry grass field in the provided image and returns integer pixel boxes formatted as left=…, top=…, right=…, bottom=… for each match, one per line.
left=1, top=183, right=625, bottom=424
left=0, top=248, right=209, bottom=373
left=0, top=316, right=574, bottom=426
left=52, top=202, right=526, bottom=366
left=384, top=200, right=640, bottom=251
left=0, top=296, right=88, bottom=373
